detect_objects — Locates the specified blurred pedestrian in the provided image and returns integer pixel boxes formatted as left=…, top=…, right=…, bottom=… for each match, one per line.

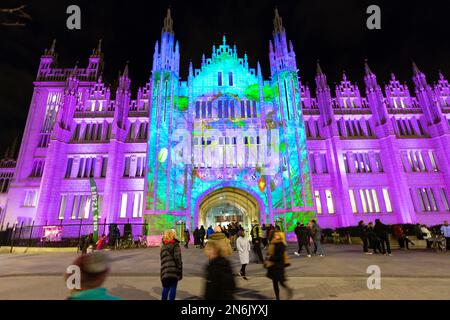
left=264, top=230, right=293, bottom=300
left=66, top=252, right=120, bottom=300
left=203, top=230, right=236, bottom=300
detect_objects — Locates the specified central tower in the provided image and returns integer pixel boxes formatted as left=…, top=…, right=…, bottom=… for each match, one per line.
left=145, top=9, right=315, bottom=236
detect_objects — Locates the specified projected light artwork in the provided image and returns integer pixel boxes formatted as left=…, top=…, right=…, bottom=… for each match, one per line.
left=145, top=9, right=315, bottom=236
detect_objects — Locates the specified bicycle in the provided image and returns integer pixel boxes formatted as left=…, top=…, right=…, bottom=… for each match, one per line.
left=430, top=233, right=446, bottom=253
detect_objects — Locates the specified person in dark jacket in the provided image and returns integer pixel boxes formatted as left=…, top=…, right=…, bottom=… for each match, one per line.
left=184, top=228, right=190, bottom=249
left=374, top=219, right=392, bottom=256
left=193, top=228, right=199, bottom=247
left=367, top=222, right=382, bottom=253
left=294, top=223, right=311, bottom=257
left=203, top=231, right=236, bottom=300
left=310, top=220, right=324, bottom=256
left=160, top=229, right=183, bottom=300
left=358, top=220, right=372, bottom=254
left=265, top=231, right=293, bottom=300
left=251, top=220, right=264, bottom=263
left=199, top=226, right=206, bottom=248
left=80, top=233, right=94, bottom=254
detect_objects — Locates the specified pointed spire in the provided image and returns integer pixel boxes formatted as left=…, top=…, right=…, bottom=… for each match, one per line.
left=257, top=62, right=263, bottom=78
left=123, top=61, right=129, bottom=77
left=273, top=7, right=284, bottom=33
left=189, top=60, right=193, bottom=77
left=364, top=58, right=373, bottom=75
left=316, top=60, right=323, bottom=75
left=50, top=39, right=56, bottom=54
left=222, top=34, right=227, bottom=46
left=70, top=61, right=79, bottom=77
left=342, top=71, right=347, bottom=81
left=45, top=39, right=57, bottom=56
left=412, top=60, right=421, bottom=75
left=439, top=70, right=445, bottom=81
left=93, top=39, right=102, bottom=55
left=162, top=8, right=174, bottom=34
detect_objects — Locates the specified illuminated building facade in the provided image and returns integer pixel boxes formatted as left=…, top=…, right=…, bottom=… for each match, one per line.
left=1, top=9, right=449, bottom=238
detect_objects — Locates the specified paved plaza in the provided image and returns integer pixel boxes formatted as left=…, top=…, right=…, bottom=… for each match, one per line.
left=1, top=244, right=450, bottom=300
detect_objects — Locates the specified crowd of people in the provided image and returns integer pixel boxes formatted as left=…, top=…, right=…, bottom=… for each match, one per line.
left=357, top=219, right=450, bottom=255
left=67, top=219, right=450, bottom=301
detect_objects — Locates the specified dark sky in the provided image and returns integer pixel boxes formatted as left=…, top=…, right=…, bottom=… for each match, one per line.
left=1, top=0, right=450, bottom=156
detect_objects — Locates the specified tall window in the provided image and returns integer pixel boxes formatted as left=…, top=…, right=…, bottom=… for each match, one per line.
left=320, top=154, right=328, bottom=174
left=360, top=189, right=367, bottom=213
left=228, top=72, right=233, bottom=86
left=101, top=157, right=108, bottom=177
left=120, top=193, right=128, bottom=218
left=417, top=188, right=438, bottom=212
left=24, top=190, right=38, bottom=207
left=428, top=151, right=439, bottom=172
left=218, top=72, right=223, bottom=86
left=325, top=190, right=334, bottom=214
left=314, top=190, right=322, bottom=214
left=58, top=195, right=67, bottom=220
left=349, top=190, right=357, bottom=213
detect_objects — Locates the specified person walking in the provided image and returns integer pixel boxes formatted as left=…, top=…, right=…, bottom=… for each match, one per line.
left=193, top=227, right=199, bottom=248
left=374, top=219, right=392, bottom=256
left=251, top=220, right=264, bottom=263
left=294, top=223, right=312, bottom=257
left=310, top=220, right=324, bottom=257
left=265, top=230, right=293, bottom=300
left=441, top=220, right=450, bottom=252
left=358, top=221, right=372, bottom=254
left=160, top=229, right=183, bottom=300
left=66, top=252, right=120, bottom=300
left=261, top=224, right=268, bottom=249
left=206, top=225, right=214, bottom=239
left=203, top=230, right=236, bottom=300
left=236, top=230, right=251, bottom=280
left=184, top=228, right=190, bottom=249
left=199, top=226, right=206, bottom=248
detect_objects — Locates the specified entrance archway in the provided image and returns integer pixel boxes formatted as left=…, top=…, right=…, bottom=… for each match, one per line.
left=198, top=187, right=260, bottom=232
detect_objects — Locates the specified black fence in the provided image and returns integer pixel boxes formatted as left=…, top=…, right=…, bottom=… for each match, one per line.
left=0, top=221, right=148, bottom=250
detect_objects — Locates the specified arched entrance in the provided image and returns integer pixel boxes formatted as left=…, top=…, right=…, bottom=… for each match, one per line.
left=198, top=187, right=260, bottom=232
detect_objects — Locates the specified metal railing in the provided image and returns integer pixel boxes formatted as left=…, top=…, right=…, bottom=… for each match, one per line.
left=0, top=221, right=149, bottom=252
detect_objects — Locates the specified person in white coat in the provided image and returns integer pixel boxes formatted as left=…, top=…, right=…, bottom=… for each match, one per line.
left=236, top=229, right=251, bottom=280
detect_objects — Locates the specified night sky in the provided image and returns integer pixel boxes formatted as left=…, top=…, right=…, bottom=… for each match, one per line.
left=1, top=0, right=450, bottom=157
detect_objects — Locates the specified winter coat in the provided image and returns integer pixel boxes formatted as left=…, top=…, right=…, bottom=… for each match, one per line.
left=358, top=224, right=368, bottom=238
left=208, top=232, right=232, bottom=257
left=374, top=221, right=390, bottom=239
left=160, top=239, right=183, bottom=287
left=310, top=224, right=322, bottom=241
left=204, top=257, right=236, bottom=300
left=236, top=236, right=251, bottom=265
left=199, top=228, right=206, bottom=239
left=265, top=240, right=288, bottom=282
left=206, top=227, right=214, bottom=238
left=294, top=226, right=311, bottom=244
